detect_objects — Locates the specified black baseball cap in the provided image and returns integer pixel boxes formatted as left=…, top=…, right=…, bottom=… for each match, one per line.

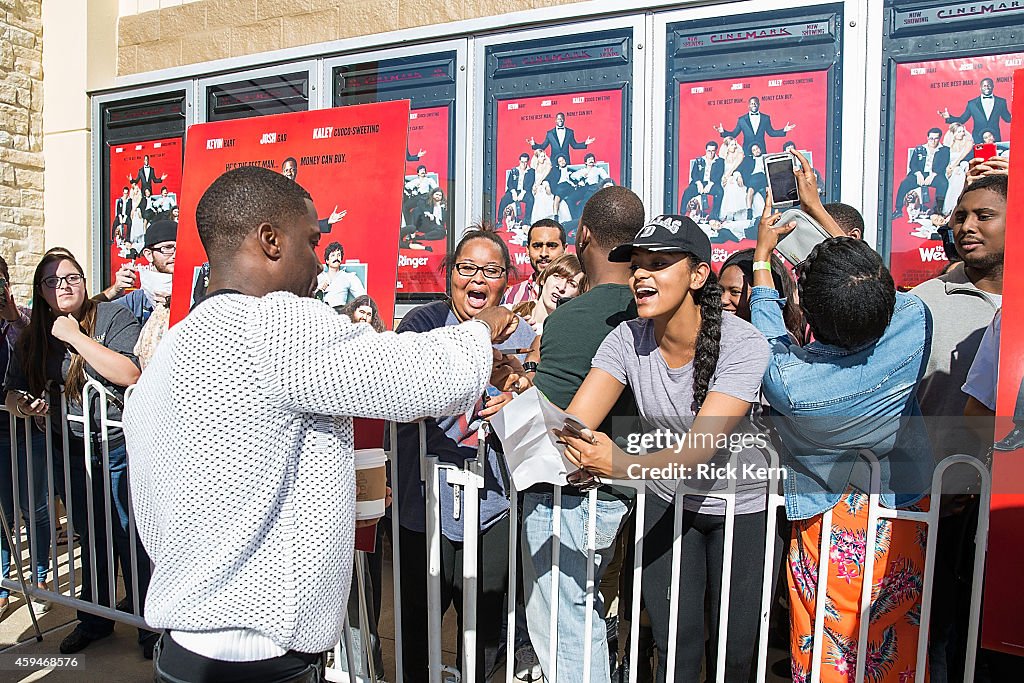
left=608, top=215, right=712, bottom=265
left=144, top=219, right=177, bottom=249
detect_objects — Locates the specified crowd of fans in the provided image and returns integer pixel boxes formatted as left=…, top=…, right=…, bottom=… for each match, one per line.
left=0, top=149, right=1015, bottom=683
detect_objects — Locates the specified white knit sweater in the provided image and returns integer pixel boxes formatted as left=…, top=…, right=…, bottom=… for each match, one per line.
left=124, top=292, right=492, bottom=656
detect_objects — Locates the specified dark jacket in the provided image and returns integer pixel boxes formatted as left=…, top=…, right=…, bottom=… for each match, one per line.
left=945, top=95, right=1012, bottom=141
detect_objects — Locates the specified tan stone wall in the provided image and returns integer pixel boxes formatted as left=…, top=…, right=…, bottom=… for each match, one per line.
left=0, top=0, right=44, bottom=300
left=119, top=0, right=582, bottom=75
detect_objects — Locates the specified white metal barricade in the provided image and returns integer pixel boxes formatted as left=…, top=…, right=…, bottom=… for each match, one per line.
left=1, top=378, right=148, bottom=629
left=3, top=393, right=994, bottom=683
left=362, top=419, right=993, bottom=683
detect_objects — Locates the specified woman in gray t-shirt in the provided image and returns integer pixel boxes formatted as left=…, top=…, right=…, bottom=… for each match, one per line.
left=559, top=216, right=771, bottom=682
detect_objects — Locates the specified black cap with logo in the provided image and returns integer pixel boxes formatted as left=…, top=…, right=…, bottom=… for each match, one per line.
left=607, top=214, right=712, bottom=265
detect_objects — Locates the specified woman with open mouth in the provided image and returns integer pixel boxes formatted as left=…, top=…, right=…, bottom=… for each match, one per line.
left=392, top=225, right=535, bottom=682
left=556, top=215, right=773, bottom=682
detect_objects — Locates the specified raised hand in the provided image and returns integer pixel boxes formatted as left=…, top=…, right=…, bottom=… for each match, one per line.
left=584, top=136, right=596, bottom=145
left=328, top=206, right=348, bottom=225
left=51, top=315, right=83, bottom=344
left=783, top=122, right=796, bottom=132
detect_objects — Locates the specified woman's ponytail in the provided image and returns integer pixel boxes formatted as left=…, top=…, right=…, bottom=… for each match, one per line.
left=691, top=258, right=723, bottom=410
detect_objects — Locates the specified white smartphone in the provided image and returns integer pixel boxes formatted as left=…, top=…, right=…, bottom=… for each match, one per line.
left=773, top=208, right=831, bottom=266
left=764, top=153, right=799, bottom=208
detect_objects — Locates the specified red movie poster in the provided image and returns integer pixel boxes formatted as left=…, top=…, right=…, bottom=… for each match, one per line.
left=493, top=89, right=623, bottom=283
left=399, top=105, right=449, bottom=295
left=169, top=101, right=410, bottom=329
left=889, top=52, right=1020, bottom=288
left=107, top=137, right=183, bottom=284
left=676, top=70, right=829, bottom=268
left=982, top=68, right=1024, bottom=657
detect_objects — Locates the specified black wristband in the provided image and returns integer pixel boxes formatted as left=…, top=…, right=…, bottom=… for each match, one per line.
left=522, top=361, right=538, bottom=373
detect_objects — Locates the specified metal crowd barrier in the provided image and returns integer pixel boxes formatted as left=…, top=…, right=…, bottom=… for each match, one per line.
left=1, top=392, right=994, bottom=683
left=334, top=420, right=993, bottom=683
left=1, top=378, right=147, bottom=630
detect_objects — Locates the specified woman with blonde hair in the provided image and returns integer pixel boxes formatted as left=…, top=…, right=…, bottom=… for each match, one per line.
left=718, top=137, right=748, bottom=223
left=512, top=253, right=587, bottom=334
left=943, top=122, right=974, bottom=214
left=532, top=149, right=553, bottom=187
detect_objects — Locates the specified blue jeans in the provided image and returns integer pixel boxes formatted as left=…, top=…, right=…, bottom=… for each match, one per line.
left=64, top=437, right=153, bottom=642
left=0, top=423, right=50, bottom=597
left=521, top=489, right=631, bottom=683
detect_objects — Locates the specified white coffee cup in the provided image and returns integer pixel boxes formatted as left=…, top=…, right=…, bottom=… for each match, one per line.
left=354, top=448, right=388, bottom=521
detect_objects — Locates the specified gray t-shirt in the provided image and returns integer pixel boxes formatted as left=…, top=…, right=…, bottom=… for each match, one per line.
left=911, top=268, right=1000, bottom=461
left=592, top=313, right=771, bottom=514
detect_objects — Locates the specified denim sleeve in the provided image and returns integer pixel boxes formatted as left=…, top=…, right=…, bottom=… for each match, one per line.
left=749, top=285, right=794, bottom=345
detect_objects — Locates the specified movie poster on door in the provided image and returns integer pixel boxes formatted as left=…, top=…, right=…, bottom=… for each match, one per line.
left=676, top=70, right=829, bottom=268
left=889, top=52, right=1020, bottom=289
left=399, top=105, right=449, bottom=295
left=107, top=137, right=183, bottom=284
left=169, top=101, right=410, bottom=328
left=493, top=88, right=623, bottom=283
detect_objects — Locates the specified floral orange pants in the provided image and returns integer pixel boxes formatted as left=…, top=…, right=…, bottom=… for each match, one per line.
left=787, top=488, right=929, bottom=683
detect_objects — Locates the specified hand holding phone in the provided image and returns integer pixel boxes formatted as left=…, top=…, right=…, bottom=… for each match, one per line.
left=12, top=390, right=49, bottom=417
left=764, top=153, right=799, bottom=208
left=974, top=143, right=997, bottom=161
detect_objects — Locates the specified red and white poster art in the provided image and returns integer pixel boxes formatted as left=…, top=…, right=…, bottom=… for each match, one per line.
left=493, top=89, right=623, bottom=283
left=107, top=137, right=183, bottom=284
left=889, top=52, right=1020, bottom=289
left=169, top=101, right=410, bottom=329
left=676, top=70, right=829, bottom=268
left=399, top=105, right=449, bottom=295
left=982, top=68, right=1024, bottom=657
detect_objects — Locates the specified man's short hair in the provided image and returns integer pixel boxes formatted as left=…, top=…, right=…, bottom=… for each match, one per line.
left=584, top=153, right=596, bottom=163
left=705, top=141, right=718, bottom=150
left=782, top=141, right=796, bottom=151
left=580, top=186, right=645, bottom=250
left=982, top=77, right=994, bottom=87
left=122, top=186, right=129, bottom=193
left=519, top=153, right=530, bottom=161
left=823, top=202, right=865, bottom=239
left=196, top=166, right=312, bottom=259
left=527, top=218, right=566, bottom=246
left=927, top=127, right=943, bottom=137
left=283, top=156, right=297, bottom=168
left=417, top=164, right=427, bottom=173
left=961, top=174, right=1008, bottom=201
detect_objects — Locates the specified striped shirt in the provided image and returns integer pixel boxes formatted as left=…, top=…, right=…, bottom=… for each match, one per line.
left=501, top=278, right=538, bottom=307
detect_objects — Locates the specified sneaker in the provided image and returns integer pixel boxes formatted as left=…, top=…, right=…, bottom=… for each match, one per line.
left=514, top=643, right=543, bottom=682
left=32, top=582, right=51, bottom=614
left=994, top=426, right=1024, bottom=452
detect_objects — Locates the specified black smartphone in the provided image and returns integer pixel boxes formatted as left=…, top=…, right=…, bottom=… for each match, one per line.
left=764, top=154, right=799, bottom=208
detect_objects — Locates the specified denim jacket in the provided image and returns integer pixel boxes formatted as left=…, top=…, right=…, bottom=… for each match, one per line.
left=749, top=286, right=933, bottom=520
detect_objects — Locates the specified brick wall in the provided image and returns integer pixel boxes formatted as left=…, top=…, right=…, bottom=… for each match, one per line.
left=0, top=0, right=44, bottom=299
left=118, top=0, right=580, bottom=74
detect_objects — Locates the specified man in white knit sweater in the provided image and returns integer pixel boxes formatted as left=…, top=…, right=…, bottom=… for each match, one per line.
left=124, top=167, right=517, bottom=682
